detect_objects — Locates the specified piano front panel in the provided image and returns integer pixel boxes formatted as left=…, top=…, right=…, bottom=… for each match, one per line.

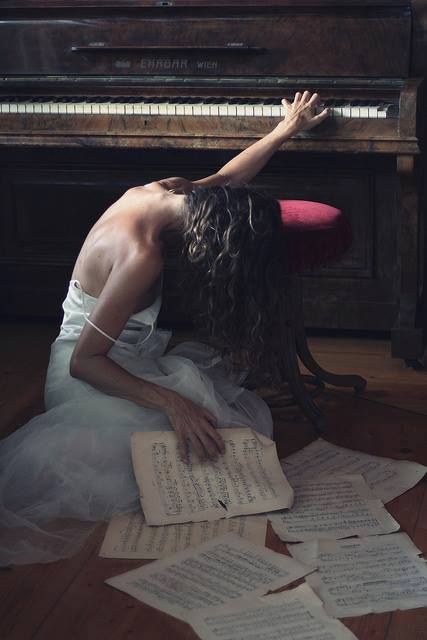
left=0, top=7, right=410, bottom=78
left=0, top=147, right=398, bottom=331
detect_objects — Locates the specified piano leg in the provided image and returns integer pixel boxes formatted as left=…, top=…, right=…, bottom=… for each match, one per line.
left=391, top=155, right=425, bottom=367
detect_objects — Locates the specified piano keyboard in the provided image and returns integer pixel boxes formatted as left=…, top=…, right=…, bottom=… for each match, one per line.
left=0, top=96, right=398, bottom=119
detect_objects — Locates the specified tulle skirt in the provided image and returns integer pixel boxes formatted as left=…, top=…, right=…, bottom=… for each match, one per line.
left=0, top=330, right=273, bottom=565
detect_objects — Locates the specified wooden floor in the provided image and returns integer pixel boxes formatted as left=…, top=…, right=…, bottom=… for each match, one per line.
left=1, top=321, right=426, bottom=640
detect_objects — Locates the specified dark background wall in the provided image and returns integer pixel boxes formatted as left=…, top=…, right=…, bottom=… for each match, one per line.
left=412, top=1, right=427, bottom=329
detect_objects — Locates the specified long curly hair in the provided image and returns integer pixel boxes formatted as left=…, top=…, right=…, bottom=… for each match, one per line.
left=181, top=186, right=287, bottom=384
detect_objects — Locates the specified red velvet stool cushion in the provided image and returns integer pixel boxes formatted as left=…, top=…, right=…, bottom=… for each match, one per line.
left=278, top=200, right=352, bottom=272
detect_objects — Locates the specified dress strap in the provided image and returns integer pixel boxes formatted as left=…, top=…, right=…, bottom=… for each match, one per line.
left=73, top=280, right=120, bottom=345
left=84, top=317, right=117, bottom=344
left=72, top=278, right=158, bottom=349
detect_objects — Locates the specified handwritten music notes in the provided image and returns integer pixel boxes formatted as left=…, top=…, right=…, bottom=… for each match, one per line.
left=105, top=533, right=314, bottom=622
left=131, top=428, right=293, bottom=525
left=281, top=438, right=427, bottom=503
left=188, top=584, right=358, bottom=640
left=289, top=533, right=427, bottom=617
left=268, top=474, right=399, bottom=542
left=99, top=511, right=267, bottom=559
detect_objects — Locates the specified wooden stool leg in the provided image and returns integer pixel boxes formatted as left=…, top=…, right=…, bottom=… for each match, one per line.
left=291, top=277, right=367, bottom=393
left=280, top=303, right=327, bottom=434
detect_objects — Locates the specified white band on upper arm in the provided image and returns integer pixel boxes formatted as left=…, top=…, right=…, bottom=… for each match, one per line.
left=84, top=316, right=117, bottom=344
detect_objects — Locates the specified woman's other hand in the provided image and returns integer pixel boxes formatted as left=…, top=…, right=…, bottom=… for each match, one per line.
left=280, top=91, right=329, bottom=136
left=165, top=391, right=226, bottom=463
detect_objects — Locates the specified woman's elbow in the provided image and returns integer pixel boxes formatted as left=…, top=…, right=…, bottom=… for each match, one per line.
left=69, top=354, right=85, bottom=379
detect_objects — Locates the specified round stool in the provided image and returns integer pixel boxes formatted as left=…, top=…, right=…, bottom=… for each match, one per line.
left=270, top=200, right=367, bottom=432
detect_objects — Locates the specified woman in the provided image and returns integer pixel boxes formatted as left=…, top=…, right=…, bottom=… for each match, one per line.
left=0, top=91, right=328, bottom=565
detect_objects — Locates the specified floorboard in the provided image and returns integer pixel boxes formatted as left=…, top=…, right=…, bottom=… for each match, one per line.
left=1, top=323, right=426, bottom=639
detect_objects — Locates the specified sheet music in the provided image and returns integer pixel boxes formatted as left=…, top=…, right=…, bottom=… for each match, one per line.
left=269, top=474, right=399, bottom=542
left=99, top=511, right=267, bottom=559
left=131, top=428, right=293, bottom=525
left=282, top=438, right=426, bottom=503
left=105, top=532, right=314, bottom=622
left=188, top=583, right=358, bottom=640
left=289, top=533, right=427, bottom=617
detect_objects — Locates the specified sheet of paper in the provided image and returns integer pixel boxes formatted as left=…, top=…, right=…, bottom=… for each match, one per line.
left=99, top=511, right=267, bottom=559
left=105, top=532, right=314, bottom=622
left=289, top=532, right=427, bottom=617
left=282, top=438, right=426, bottom=503
left=189, top=583, right=358, bottom=640
left=268, top=474, right=399, bottom=542
left=131, top=428, right=293, bottom=525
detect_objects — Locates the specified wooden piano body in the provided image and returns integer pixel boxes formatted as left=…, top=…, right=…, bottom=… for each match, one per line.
left=0, top=0, right=424, bottom=362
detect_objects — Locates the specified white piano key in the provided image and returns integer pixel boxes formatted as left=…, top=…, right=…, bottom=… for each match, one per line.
left=1, top=103, right=10, bottom=113
left=209, top=104, right=219, bottom=116
left=243, top=105, right=254, bottom=116
left=350, top=106, right=361, bottom=118
left=176, top=104, right=185, bottom=115
left=24, top=103, right=34, bottom=114
left=227, top=105, right=237, bottom=116
left=166, top=103, right=177, bottom=115
left=100, top=104, right=109, bottom=114
left=83, top=103, right=92, bottom=114
left=58, top=104, right=67, bottom=114
left=33, top=103, right=43, bottom=113
left=377, top=108, right=387, bottom=118
left=70, top=103, right=83, bottom=114
left=200, top=104, right=211, bottom=115
left=49, top=103, right=59, bottom=114
left=192, top=104, right=203, bottom=116
left=342, top=106, right=352, bottom=118
left=65, top=103, right=76, bottom=114
left=368, top=106, right=378, bottom=118
left=359, top=106, right=369, bottom=118
left=236, top=105, right=246, bottom=116
left=107, top=104, right=117, bottom=115
left=124, top=104, right=134, bottom=115
left=253, top=105, right=263, bottom=116
left=261, top=105, right=272, bottom=117
left=271, top=105, right=282, bottom=117
left=158, top=103, right=169, bottom=115
left=218, top=104, right=229, bottom=116
left=331, top=107, right=343, bottom=117
left=183, top=104, right=193, bottom=116
left=91, top=104, right=100, bottom=114
left=41, top=103, right=50, bottom=114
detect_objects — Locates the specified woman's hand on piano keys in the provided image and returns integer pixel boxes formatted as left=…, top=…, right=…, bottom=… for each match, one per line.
left=279, top=91, right=329, bottom=136
left=181, top=93, right=329, bottom=189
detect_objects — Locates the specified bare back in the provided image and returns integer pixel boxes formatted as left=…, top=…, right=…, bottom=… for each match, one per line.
left=71, top=184, right=178, bottom=314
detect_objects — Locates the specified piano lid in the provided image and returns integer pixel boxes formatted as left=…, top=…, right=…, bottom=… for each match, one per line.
left=0, top=2, right=411, bottom=78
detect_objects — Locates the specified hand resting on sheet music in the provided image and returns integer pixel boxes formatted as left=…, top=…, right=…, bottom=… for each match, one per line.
left=164, top=390, right=226, bottom=463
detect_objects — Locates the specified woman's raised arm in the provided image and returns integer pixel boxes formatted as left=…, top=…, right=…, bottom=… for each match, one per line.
left=193, top=91, right=328, bottom=188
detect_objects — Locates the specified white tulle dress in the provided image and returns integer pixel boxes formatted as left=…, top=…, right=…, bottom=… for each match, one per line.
left=0, top=279, right=273, bottom=565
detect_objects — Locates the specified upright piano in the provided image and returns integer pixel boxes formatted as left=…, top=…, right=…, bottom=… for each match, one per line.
left=0, top=0, right=424, bottom=363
